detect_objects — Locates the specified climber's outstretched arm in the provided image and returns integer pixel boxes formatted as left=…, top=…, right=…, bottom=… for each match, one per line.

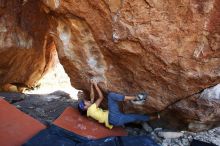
left=94, top=83, right=104, bottom=107
left=90, top=83, right=95, bottom=103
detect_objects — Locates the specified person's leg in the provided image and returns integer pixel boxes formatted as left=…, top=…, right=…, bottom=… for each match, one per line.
left=124, top=95, right=136, bottom=101
left=108, top=93, right=137, bottom=101
left=108, top=92, right=125, bottom=102
left=118, top=113, right=150, bottom=126
left=125, top=93, right=148, bottom=101
left=108, top=92, right=125, bottom=113
left=108, top=92, right=125, bottom=125
left=108, top=92, right=150, bottom=126
left=108, top=92, right=145, bottom=103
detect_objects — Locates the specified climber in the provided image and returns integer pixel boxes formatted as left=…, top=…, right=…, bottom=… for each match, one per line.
left=77, top=80, right=160, bottom=129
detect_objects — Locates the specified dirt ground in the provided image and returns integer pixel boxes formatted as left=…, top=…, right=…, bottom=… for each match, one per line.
left=0, top=91, right=77, bottom=125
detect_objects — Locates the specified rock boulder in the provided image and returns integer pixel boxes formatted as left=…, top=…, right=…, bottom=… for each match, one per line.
left=0, top=0, right=219, bottom=131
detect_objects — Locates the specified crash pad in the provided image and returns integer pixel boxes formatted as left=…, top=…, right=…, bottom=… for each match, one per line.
left=0, top=98, right=46, bottom=146
left=23, top=124, right=159, bottom=146
left=190, top=139, right=217, bottom=146
left=53, top=107, right=127, bottom=139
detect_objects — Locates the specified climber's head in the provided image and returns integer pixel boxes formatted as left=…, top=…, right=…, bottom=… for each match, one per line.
left=77, top=91, right=92, bottom=115
left=78, top=99, right=92, bottom=115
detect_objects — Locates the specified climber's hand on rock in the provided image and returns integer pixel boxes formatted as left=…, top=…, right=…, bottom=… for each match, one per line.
left=90, top=79, right=95, bottom=85
left=91, top=78, right=99, bottom=85
left=94, top=81, right=98, bottom=87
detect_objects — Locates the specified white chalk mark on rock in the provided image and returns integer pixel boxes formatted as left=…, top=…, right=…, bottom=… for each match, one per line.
left=77, top=123, right=87, bottom=130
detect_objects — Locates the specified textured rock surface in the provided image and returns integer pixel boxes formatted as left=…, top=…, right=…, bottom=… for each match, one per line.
left=170, top=84, right=220, bottom=131
left=149, top=84, right=220, bottom=131
left=43, top=0, right=220, bottom=111
left=0, top=0, right=219, bottom=130
left=0, top=0, right=56, bottom=88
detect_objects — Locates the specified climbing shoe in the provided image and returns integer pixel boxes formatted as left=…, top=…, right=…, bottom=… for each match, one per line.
left=134, top=92, right=148, bottom=101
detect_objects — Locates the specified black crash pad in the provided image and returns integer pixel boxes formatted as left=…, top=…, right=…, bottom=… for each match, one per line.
left=190, top=139, right=217, bottom=146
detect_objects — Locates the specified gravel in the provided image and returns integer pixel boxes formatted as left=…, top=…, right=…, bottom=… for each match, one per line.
left=126, top=123, right=220, bottom=146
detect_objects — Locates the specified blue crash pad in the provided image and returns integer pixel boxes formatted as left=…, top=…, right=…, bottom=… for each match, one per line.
left=190, top=139, right=217, bottom=146
left=23, top=124, right=160, bottom=146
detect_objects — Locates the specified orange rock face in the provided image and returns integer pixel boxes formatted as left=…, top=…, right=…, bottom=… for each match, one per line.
left=0, top=0, right=56, bottom=88
left=0, top=0, right=219, bottom=130
left=44, top=0, right=219, bottom=110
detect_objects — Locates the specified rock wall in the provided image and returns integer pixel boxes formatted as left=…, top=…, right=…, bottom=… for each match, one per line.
left=149, top=84, right=220, bottom=131
left=0, top=0, right=219, bottom=130
left=43, top=0, right=220, bottom=110
left=0, top=0, right=56, bottom=89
